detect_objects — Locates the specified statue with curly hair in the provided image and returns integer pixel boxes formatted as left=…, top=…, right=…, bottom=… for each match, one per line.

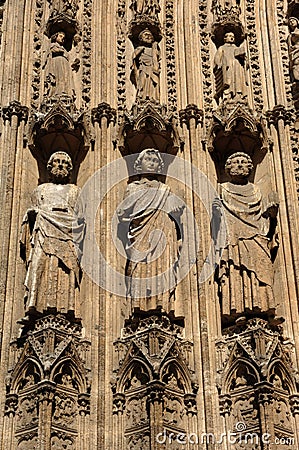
left=118, top=149, right=184, bottom=312
left=212, top=152, right=279, bottom=324
left=131, top=29, right=160, bottom=102
left=20, top=151, right=85, bottom=317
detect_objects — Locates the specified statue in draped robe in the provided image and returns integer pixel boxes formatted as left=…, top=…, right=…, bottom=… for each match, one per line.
left=212, top=152, right=279, bottom=323
left=118, top=149, right=184, bottom=312
left=20, top=151, right=85, bottom=317
left=288, top=17, right=299, bottom=82
left=131, top=29, right=160, bottom=102
left=43, top=31, right=76, bottom=99
left=214, top=31, right=247, bottom=100
left=130, top=0, right=161, bottom=16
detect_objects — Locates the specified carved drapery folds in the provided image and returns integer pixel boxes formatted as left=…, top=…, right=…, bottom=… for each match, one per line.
left=211, top=0, right=248, bottom=104
left=129, top=0, right=162, bottom=107
left=117, top=0, right=179, bottom=156
left=5, top=315, right=90, bottom=449
left=286, top=6, right=299, bottom=112
left=32, top=0, right=92, bottom=112
left=212, top=152, right=279, bottom=327
left=113, top=312, right=197, bottom=448
left=43, top=0, right=80, bottom=109
left=20, top=151, right=86, bottom=319
left=217, top=319, right=298, bottom=448
left=29, top=0, right=92, bottom=188
left=118, top=149, right=185, bottom=313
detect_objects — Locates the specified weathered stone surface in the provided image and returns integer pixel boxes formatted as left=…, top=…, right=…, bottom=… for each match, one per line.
left=0, top=0, right=299, bottom=448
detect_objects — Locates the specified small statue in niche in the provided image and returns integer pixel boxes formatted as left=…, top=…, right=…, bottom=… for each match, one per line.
left=130, top=0, right=161, bottom=16
left=117, top=148, right=185, bottom=312
left=288, top=17, right=299, bottom=82
left=212, top=152, right=279, bottom=322
left=20, top=151, right=85, bottom=317
left=272, top=373, right=283, bottom=389
left=43, top=31, right=76, bottom=99
left=131, top=29, right=160, bottom=102
left=214, top=31, right=247, bottom=101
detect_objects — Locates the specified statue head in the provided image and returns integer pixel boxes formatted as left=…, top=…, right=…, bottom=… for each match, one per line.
left=289, top=17, right=299, bottom=31
left=51, top=31, right=66, bottom=44
left=134, top=148, right=164, bottom=174
left=224, top=31, right=236, bottom=44
left=47, top=151, right=73, bottom=183
left=225, top=152, right=253, bottom=180
left=138, top=28, right=155, bottom=45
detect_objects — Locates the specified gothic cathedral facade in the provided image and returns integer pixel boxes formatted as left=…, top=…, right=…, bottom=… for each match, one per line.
left=0, top=0, right=299, bottom=449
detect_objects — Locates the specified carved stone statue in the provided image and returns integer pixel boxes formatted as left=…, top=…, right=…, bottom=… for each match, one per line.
left=288, top=17, right=299, bottom=82
left=118, top=149, right=184, bottom=312
left=20, top=151, right=85, bottom=317
left=212, top=152, right=279, bottom=322
left=214, top=31, right=247, bottom=100
left=43, top=31, right=75, bottom=99
left=130, top=0, right=161, bottom=16
left=131, top=29, right=160, bottom=102
left=49, top=0, right=79, bottom=17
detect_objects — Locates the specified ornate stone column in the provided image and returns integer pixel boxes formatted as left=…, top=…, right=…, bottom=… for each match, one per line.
left=148, top=382, right=164, bottom=450
left=219, top=394, right=233, bottom=450
left=256, top=383, right=275, bottom=450
left=3, top=393, right=18, bottom=450
left=290, top=394, right=299, bottom=447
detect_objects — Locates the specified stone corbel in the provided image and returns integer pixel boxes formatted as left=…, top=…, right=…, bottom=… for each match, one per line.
left=146, top=381, right=165, bottom=404
left=219, top=394, right=232, bottom=416
left=113, top=393, right=126, bottom=415
left=78, top=393, right=91, bottom=416
left=4, top=393, right=18, bottom=417
left=184, top=393, right=197, bottom=416
left=37, top=380, right=56, bottom=404
left=290, top=394, right=299, bottom=416
left=255, top=382, right=274, bottom=406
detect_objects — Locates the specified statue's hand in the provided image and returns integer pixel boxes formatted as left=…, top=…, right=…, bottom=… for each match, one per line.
left=212, top=197, right=222, bottom=213
left=266, top=191, right=279, bottom=218
left=267, top=204, right=279, bottom=218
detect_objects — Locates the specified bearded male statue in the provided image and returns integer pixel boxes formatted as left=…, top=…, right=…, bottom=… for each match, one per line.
left=20, top=151, right=85, bottom=317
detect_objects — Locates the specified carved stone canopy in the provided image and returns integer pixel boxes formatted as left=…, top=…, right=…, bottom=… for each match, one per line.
left=129, top=16, right=162, bottom=48
left=117, top=102, right=182, bottom=156
left=27, top=103, right=92, bottom=183
left=211, top=1, right=245, bottom=47
left=288, top=1, right=299, bottom=19
left=45, top=14, right=79, bottom=50
left=207, top=103, right=270, bottom=180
